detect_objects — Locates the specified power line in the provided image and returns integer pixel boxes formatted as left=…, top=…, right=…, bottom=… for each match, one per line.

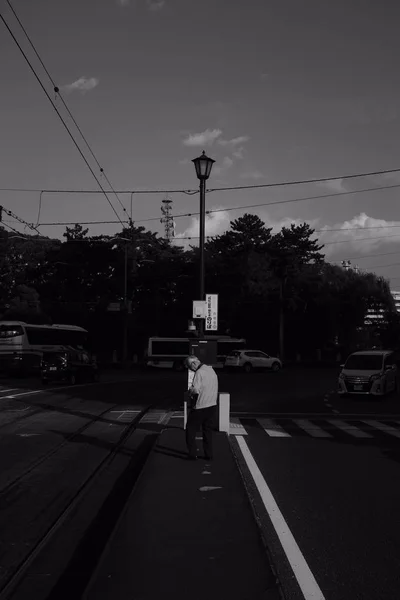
left=0, top=187, right=200, bottom=195
left=323, top=232, right=400, bottom=246
left=2, top=166, right=400, bottom=197
left=340, top=250, right=400, bottom=261
left=0, top=205, right=42, bottom=236
left=3, top=170, right=400, bottom=231
left=0, top=10, right=125, bottom=227
left=133, top=181, right=400, bottom=225
left=5, top=0, right=129, bottom=220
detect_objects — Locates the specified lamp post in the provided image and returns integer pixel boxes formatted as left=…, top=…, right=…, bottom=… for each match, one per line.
left=192, top=150, right=215, bottom=337
left=110, top=237, right=130, bottom=364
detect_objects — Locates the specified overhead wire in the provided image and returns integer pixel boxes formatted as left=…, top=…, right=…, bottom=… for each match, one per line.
left=0, top=9, right=125, bottom=227
left=1, top=165, right=400, bottom=196
left=0, top=205, right=42, bottom=236
left=5, top=0, right=129, bottom=220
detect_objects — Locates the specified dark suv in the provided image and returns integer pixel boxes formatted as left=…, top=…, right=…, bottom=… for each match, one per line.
left=41, top=349, right=99, bottom=385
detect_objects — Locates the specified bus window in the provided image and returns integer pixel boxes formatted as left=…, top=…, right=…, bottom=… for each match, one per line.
left=152, top=340, right=190, bottom=355
left=0, top=325, right=24, bottom=338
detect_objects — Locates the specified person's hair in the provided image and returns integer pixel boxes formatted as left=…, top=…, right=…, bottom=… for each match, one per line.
left=184, top=355, right=198, bottom=368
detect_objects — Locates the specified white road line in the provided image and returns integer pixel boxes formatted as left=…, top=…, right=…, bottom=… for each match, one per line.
left=229, top=417, right=248, bottom=436
left=159, top=412, right=172, bottom=425
left=293, top=419, right=332, bottom=438
left=362, top=420, right=400, bottom=438
left=235, top=436, right=326, bottom=600
left=258, top=418, right=291, bottom=438
left=327, top=419, right=372, bottom=438
left=2, top=389, right=43, bottom=399
left=0, top=388, right=19, bottom=394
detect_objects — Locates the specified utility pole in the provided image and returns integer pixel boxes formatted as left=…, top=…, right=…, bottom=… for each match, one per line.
left=122, top=243, right=128, bottom=365
left=160, top=196, right=175, bottom=242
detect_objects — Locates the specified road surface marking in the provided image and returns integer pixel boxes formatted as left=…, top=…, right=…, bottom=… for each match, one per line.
left=0, top=388, right=19, bottom=394
left=327, top=419, right=372, bottom=438
left=159, top=412, right=172, bottom=425
left=229, top=418, right=248, bottom=436
left=362, top=420, right=400, bottom=438
left=258, top=418, right=291, bottom=437
left=293, top=419, right=332, bottom=438
left=235, top=436, right=326, bottom=600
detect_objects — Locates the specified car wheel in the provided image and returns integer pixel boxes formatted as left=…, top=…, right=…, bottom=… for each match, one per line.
left=243, top=362, right=253, bottom=373
left=271, top=362, right=281, bottom=372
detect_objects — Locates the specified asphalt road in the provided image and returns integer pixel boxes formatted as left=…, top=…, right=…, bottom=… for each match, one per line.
left=230, top=418, right=400, bottom=600
left=0, top=367, right=399, bottom=599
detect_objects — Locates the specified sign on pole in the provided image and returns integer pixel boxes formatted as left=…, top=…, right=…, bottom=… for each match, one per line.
left=193, top=300, right=206, bottom=319
left=205, top=294, right=218, bottom=331
left=107, top=302, right=121, bottom=312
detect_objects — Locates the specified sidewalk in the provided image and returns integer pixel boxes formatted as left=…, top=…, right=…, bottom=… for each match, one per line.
left=84, top=425, right=281, bottom=600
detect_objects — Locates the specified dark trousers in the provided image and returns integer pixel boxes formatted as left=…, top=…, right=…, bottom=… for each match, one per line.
left=186, top=405, right=217, bottom=458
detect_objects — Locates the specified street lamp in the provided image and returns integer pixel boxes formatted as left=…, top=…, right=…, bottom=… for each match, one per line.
left=110, top=236, right=131, bottom=364
left=192, top=150, right=215, bottom=337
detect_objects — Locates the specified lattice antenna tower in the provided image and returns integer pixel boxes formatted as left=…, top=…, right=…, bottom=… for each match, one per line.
left=160, top=196, right=175, bottom=241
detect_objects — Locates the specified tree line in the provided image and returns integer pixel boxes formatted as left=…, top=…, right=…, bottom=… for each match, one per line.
left=0, top=214, right=398, bottom=363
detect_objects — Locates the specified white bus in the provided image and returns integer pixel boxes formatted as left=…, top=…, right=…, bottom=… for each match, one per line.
left=0, top=321, right=88, bottom=374
left=146, top=336, right=246, bottom=370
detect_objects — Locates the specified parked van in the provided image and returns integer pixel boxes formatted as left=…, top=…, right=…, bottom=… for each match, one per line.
left=338, top=350, right=397, bottom=396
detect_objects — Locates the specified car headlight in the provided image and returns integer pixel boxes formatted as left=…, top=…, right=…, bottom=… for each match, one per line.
left=370, top=373, right=382, bottom=382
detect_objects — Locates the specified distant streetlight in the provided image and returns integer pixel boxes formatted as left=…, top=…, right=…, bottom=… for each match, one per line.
left=192, top=150, right=215, bottom=337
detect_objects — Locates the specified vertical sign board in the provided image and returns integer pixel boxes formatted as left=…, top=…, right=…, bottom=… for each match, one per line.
left=205, top=294, right=218, bottom=331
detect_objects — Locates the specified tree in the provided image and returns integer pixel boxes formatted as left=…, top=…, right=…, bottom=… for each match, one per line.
left=1, top=284, right=51, bottom=324
left=248, top=223, right=324, bottom=359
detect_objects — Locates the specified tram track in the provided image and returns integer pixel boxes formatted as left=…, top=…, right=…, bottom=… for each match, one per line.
left=0, top=404, right=157, bottom=600
left=0, top=402, right=122, bottom=496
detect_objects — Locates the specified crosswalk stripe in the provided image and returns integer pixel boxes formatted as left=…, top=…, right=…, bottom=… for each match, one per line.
left=327, top=419, right=372, bottom=438
left=229, top=417, right=248, bottom=436
left=293, top=419, right=332, bottom=438
left=362, top=420, right=400, bottom=438
left=257, top=418, right=291, bottom=437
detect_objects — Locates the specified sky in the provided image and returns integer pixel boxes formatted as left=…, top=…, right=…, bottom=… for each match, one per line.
left=2, top=0, right=400, bottom=285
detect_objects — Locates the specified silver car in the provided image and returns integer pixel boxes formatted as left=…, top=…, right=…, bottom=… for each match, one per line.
left=225, top=350, right=282, bottom=373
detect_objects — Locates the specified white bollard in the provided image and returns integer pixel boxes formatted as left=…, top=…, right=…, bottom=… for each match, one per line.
left=218, top=392, right=230, bottom=434
left=183, top=400, right=188, bottom=430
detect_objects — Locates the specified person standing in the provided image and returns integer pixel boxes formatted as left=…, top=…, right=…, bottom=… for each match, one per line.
left=184, top=355, right=218, bottom=461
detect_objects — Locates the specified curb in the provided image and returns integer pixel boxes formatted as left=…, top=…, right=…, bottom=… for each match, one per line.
left=229, top=437, right=285, bottom=600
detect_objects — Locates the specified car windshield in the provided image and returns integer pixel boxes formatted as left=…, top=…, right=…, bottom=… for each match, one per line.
left=42, top=353, right=68, bottom=366
left=344, top=354, right=384, bottom=371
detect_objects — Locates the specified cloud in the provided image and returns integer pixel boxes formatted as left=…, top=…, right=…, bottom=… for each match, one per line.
left=260, top=73, right=269, bottom=81
left=213, top=156, right=234, bottom=177
left=322, top=178, right=348, bottom=194
left=117, top=0, right=130, bottom=5
left=318, top=213, right=400, bottom=256
left=174, top=209, right=231, bottom=248
left=240, top=170, right=265, bottom=180
left=178, top=158, right=190, bottom=165
left=182, top=128, right=222, bottom=147
left=146, top=0, right=165, bottom=10
left=218, top=135, right=250, bottom=147
left=232, top=146, right=245, bottom=159
left=63, top=76, right=99, bottom=94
